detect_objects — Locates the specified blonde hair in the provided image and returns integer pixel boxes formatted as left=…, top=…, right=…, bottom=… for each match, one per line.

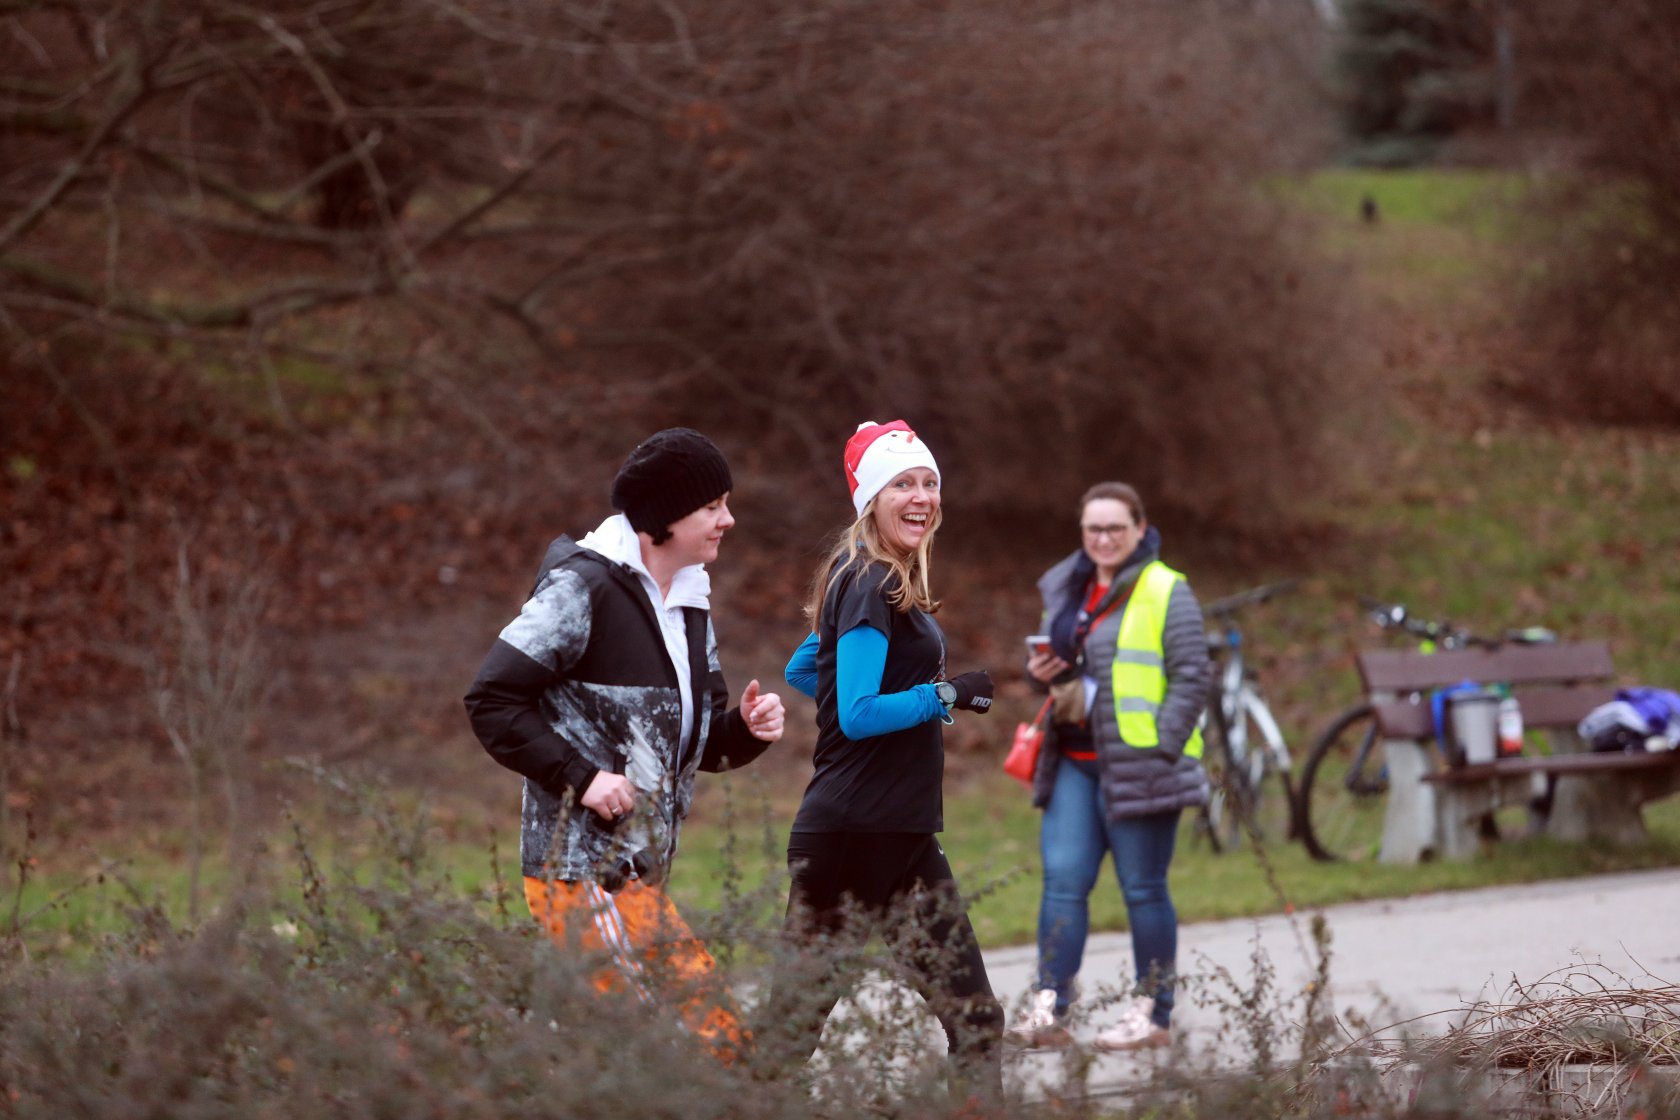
left=803, top=500, right=943, bottom=625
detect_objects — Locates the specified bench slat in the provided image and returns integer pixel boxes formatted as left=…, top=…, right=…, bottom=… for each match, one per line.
left=1424, top=750, right=1680, bottom=784
left=1371, top=684, right=1617, bottom=740
left=1357, top=640, right=1614, bottom=693
left=1517, top=685, right=1618, bottom=729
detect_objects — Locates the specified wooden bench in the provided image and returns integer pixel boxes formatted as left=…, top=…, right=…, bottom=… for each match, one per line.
left=1356, top=640, right=1680, bottom=862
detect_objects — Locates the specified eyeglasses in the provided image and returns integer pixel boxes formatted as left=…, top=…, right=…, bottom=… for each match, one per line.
left=1081, top=524, right=1136, bottom=539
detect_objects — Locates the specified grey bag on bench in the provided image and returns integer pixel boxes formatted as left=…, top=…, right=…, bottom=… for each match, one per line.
left=1445, top=688, right=1501, bottom=765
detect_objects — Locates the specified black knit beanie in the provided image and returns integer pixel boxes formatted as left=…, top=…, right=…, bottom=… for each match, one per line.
left=610, top=428, right=733, bottom=538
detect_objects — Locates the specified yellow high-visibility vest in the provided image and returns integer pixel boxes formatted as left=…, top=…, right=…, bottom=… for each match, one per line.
left=1110, top=561, right=1204, bottom=759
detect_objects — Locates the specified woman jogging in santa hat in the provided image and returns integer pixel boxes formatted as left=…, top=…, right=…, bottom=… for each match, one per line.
left=756, top=419, right=1003, bottom=1098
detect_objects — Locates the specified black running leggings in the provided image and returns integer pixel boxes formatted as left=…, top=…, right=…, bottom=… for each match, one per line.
left=761, top=831, right=1003, bottom=1090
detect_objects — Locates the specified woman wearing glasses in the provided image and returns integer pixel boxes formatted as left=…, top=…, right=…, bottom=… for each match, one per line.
left=1004, top=482, right=1211, bottom=1053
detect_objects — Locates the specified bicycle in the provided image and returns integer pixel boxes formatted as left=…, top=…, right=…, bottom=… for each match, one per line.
left=1196, top=581, right=1298, bottom=852
left=1295, top=600, right=1556, bottom=862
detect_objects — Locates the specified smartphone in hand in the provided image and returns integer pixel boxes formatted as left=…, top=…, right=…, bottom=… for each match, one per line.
left=1025, top=634, right=1054, bottom=658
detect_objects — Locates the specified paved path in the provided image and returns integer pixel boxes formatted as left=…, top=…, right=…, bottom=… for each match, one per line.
left=988, top=867, right=1680, bottom=1098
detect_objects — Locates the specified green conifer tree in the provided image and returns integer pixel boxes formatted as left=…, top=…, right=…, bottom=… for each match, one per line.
left=1333, top=0, right=1498, bottom=164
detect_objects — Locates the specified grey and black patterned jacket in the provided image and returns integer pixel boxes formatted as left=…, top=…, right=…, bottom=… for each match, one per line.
left=1030, top=528, right=1211, bottom=818
left=464, top=517, right=767, bottom=882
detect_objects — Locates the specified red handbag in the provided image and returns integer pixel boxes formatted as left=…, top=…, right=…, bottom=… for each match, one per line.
left=1004, top=698, right=1055, bottom=787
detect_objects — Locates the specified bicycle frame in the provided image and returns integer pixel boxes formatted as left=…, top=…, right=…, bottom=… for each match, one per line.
left=1211, top=624, right=1290, bottom=782
left=1198, top=581, right=1297, bottom=849
left=1236, top=683, right=1290, bottom=781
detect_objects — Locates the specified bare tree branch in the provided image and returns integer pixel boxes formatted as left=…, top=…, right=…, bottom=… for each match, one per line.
left=2, top=253, right=388, bottom=327
left=0, top=49, right=149, bottom=253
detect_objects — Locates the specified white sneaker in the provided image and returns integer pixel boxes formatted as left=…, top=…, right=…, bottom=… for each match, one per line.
left=1004, top=988, right=1071, bottom=1049
left=1090, top=996, right=1170, bottom=1053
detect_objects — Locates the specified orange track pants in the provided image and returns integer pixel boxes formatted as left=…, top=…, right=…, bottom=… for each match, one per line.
left=523, top=875, right=747, bottom=1062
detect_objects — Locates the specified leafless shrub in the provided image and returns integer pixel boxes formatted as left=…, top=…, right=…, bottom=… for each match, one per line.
left=617, top=0, right=1364, bottom=533
left=1322, top=964, right=1680, bottom=1119
left=24, top=767, right=1665, bottom=1119
left=2, top=0, right=1364, bottom=530
left=149, top=548, right=272, bottom=921
left=0, top=753, right=1361, bottom=1116
left=0, top=875, right=809, bottom=1120
left=0, top=780, right=982, bottom=1117
left=0, top=652, right=19, bottom=856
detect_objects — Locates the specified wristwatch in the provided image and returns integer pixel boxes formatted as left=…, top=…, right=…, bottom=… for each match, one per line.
left=935, top=681, right=957, bottom=710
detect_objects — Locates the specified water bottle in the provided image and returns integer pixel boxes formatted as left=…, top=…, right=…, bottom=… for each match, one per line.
left=1496, top=690, right=1524, bottom=757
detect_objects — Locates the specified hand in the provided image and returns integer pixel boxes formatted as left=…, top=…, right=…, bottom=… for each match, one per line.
left=1027, top=649, right=1070, bottom=684
left=741, top=679, right=785, bottom=743
left=947, top=670, right=994, bottom=714
left=581, top=771, right=637, bottom=823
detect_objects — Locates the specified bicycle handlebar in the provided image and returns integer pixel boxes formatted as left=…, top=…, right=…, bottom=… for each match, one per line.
left=1356, top=597, right=1556, bottom=649
left=1205, top=579, right=1298, bottom=619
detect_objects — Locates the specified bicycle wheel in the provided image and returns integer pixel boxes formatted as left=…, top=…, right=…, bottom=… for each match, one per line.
left=1235, top=687, right=1298, bottom=846
left=1297, top=702, right=1388, bottom=862
left=1198, top=705, right=1246, bottom=853
left=1200, top=690, right=1294, bottom=850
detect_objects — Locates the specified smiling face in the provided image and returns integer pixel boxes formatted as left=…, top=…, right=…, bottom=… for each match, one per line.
left=870, top=467, right=941, bottom=558
left=660, top=494, right=736, bottom=568
left=1079, top=496, right=1145, bottom=580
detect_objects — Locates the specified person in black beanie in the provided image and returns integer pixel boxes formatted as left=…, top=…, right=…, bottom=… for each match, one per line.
left=610, top=426, right=737, bottom=543
left=465, top=427, right=784, bottom=1062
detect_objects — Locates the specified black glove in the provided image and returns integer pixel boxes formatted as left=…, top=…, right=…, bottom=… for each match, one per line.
left=947, top=670, right=994, bottom=714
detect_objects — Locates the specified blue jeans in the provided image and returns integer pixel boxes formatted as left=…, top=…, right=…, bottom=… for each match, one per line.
left=1036, top=757, right=1181, bottom=1029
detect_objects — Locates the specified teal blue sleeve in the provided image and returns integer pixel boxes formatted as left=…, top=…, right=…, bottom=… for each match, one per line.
left=836, top=624, right=945, bottom=738
left=784, top=632, right=819, bottom=698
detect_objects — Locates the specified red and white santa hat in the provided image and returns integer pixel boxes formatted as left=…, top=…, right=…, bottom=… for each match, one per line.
left=843, top=420, right=940, bottom=518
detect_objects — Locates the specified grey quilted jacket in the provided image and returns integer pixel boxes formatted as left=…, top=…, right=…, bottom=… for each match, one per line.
left=1030, top=531, right=1211, bottom=818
